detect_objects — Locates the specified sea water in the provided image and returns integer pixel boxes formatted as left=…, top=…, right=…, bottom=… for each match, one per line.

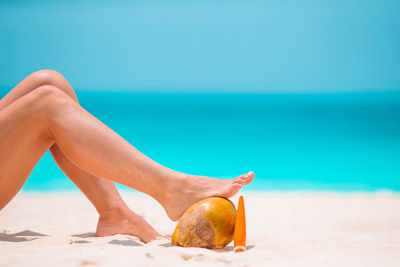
left=4, top=91, right=399, bottom=191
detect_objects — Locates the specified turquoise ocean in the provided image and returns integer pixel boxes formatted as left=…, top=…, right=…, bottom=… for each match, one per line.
left=1, top=1, right=399, bottom=192
left=6, top=91, right=398, bottom=192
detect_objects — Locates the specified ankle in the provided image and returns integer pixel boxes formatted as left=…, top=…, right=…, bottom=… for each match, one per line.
left=164, top=172, right=189, bottom=197
left=98, top=205, right=129, bottom=220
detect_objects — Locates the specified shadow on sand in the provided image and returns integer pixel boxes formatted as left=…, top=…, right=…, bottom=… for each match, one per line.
left=158, top=242, right=255, bottom=252
left=218, top=245, right=255, bottom=252
left=71, top=232, right=143, bottom=246
left=108, top=239, right=143, bottom=247
left=0, top=230, right=47, bottom=242
left=71, top=232, right=96, bottom=238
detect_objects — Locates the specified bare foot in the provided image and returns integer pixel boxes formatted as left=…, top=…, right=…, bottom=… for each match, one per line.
left=162, top=171, right=255, bottom=221
left=95, top=207, right=163, bottom=243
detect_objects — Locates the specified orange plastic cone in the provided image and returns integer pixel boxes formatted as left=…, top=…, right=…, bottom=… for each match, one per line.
left=234, top=195, right=246, bottom=253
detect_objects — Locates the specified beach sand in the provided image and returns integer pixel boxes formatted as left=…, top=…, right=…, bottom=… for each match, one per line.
left=1, top=192, right=399, bottom=266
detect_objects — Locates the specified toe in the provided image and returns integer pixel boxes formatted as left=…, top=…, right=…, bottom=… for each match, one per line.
left=244, top=171, right=255, bottom=184
left=235, top=171, right=255, bottom=185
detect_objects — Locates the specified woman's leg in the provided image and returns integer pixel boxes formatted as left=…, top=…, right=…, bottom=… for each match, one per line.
left=0, top=83, right=253, bottom=222
left=0, top=70, right=161, bottom=242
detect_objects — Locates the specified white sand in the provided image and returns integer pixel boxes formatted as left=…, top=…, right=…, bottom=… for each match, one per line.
left=1, top=191, right=399, bottom=267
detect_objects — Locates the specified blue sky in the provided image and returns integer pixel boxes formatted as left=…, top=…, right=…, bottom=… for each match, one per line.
left=0, top=0, right=399, bottom=92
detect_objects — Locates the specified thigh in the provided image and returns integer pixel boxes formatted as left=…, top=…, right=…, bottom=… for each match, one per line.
left=0, top=90, right=54, bottom=210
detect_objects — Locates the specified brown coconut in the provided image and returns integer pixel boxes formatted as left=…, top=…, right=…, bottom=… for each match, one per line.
left=171, top=197, right=236, bottom=249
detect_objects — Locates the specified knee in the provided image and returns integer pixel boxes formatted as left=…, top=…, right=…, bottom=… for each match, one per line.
left=29, top=69, right=64, bottom=86
left=32, top=85, right=75, bottom=113
left=28, top=70, right=78, bottom=102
